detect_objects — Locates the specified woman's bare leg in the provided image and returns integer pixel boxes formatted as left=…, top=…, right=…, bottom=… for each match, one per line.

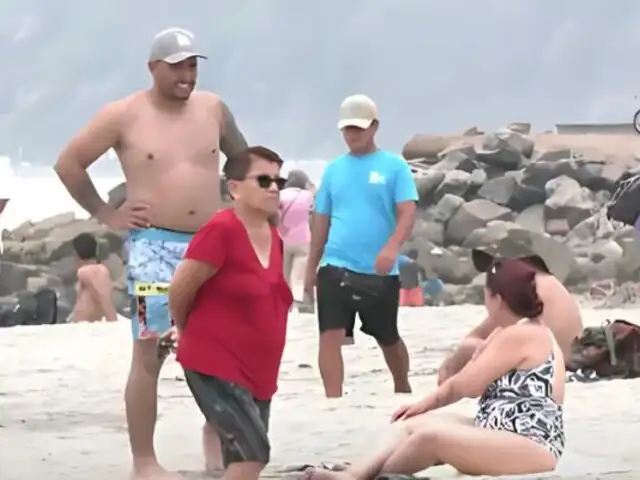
left=381, top=421, right=557, bottom=476
left=304, top=413, right=471, bottom=480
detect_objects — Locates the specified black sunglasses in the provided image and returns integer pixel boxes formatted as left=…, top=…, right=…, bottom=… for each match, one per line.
left=246, top=174, right=287, bottom=190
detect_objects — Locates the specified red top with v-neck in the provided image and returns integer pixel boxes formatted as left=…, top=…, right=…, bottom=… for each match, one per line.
left=176, top=208, right=293, bottom=400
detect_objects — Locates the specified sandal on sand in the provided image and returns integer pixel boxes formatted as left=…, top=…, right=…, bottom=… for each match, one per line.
left=377, top=475, right=426, bottom=479
left=280, top=462, right=350, bottom=473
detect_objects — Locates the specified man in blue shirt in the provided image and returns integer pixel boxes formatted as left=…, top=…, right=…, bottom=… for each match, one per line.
left=304, top=94, right=418, bottom=398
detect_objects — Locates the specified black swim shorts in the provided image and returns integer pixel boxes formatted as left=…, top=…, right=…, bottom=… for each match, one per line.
left=183, top=370, right=271, bottom=466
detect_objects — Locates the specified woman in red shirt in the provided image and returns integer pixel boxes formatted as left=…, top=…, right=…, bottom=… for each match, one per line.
left=169, top=146, right=293, bottom=479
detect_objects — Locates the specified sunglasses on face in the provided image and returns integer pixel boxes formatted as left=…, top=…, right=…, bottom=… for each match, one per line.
left=246, top=174, right=287, bottom=190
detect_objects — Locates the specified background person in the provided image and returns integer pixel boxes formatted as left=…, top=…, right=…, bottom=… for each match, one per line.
left=304, top=94, right=418, bottom=398
left=279, top=169, right=314, bottom=289
left=68, top=233, right=118, bottom=323
left=437, top=250, right=583, bottom=385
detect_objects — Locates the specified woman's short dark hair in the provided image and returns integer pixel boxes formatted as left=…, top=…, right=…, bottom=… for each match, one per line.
left=485, top=259, right=543, bottom=319
left=223, top=146, right=284, bottom=181
left=72, top=233, right=98, bottom=260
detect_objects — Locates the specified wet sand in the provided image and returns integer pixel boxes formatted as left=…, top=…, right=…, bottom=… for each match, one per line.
left=1, top=305, right=639, bottom=479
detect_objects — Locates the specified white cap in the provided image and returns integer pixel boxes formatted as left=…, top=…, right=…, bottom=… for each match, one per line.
left=149, top=28, right=207, bottom=64
left=337, top=94, right=378, bottom=130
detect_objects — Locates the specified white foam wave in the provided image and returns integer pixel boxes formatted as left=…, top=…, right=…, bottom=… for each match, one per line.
left=1, top=159, right=327, bottom=229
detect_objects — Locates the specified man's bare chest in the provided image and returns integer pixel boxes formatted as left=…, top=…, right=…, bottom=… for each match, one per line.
left=120, top=120, right=220, bottom=170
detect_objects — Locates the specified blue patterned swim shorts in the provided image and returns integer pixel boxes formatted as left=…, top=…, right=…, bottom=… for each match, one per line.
left=127, top=227, right=193, bottom=340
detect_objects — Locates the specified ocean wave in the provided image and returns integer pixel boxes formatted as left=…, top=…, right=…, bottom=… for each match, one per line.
left=2, top=159, right=327, bottom=229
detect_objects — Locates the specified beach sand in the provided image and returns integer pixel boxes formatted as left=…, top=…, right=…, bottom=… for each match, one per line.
left=1, top=305, right=639, bottom=479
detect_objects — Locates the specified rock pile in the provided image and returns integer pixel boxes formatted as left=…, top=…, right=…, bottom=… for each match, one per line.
left=402, top=124, right=640, bottom=305
left=2, top=128, right=640, bottom=316
left=0, top=213, right=128, bottom=321
left=0, top=184, right=130, bottom=320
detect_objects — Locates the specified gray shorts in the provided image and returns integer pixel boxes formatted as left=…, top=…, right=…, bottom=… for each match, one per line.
left=183, top=370, right=271, bottom=466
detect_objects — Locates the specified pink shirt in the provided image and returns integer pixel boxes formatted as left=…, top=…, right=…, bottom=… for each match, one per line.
left=278, top=188, right=313, bottom=245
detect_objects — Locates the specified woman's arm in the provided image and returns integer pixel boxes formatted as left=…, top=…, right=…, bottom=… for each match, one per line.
left=168, top=221, right=227, bottom=330
left=169, top=260, right=217, bottom=330
left=425, top=326, right=530, bottom=410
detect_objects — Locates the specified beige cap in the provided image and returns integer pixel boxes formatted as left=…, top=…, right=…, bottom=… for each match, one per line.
left=337, top=94, right=378, bottom=130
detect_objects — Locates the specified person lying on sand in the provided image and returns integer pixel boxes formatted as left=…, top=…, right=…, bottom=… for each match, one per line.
left=305, top=259, right=565, bottom=479
left=68, top=233, right=117, bottom=323
left=438, top=250, right=583, bottom=384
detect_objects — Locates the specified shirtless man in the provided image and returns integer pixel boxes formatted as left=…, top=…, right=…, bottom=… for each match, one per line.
left=437, top=251, right=583, bottom=385
left=54, top=28, right=248, bottom=479
left=68, top=233, right=117, bottom=323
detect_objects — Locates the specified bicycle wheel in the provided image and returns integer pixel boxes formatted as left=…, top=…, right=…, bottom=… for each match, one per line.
left=633, top=108, right=640, bottom=134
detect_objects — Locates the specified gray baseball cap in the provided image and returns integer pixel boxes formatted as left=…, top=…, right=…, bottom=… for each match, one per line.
left=149, top=28, right=207, bottom=64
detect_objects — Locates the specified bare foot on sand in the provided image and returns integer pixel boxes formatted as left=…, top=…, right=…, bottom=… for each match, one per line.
left=130, top=465, right=184, bottom=479
left=304, top=467, right=355, bottom=480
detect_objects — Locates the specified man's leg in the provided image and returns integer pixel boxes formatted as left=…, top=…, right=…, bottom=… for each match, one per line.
left=316, top=266, right=356, bottom=398
left=183, top=370, right=270, bottom=480
left=125, top=295, right=180, bottom=479
left=359, top=277, right=411, bottom=393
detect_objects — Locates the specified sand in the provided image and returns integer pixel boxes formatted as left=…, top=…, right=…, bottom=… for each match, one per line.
left=2, top=305, right=639, bottom=480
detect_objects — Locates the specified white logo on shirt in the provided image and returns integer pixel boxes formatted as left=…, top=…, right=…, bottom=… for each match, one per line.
left=368, top=171, right=386, bottom=185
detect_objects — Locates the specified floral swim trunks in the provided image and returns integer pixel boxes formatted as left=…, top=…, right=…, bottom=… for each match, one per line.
left=126, top=227, right=193, bottom=339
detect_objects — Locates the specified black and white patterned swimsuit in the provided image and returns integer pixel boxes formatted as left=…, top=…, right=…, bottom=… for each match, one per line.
left=474, top=341, right=565, bottom=459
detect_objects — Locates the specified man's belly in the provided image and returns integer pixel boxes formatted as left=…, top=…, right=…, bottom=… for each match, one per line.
left=128, top=177, right=222, bottom=232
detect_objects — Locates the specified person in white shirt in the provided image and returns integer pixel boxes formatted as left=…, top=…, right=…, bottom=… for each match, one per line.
left=0, top=156, right=15, bottom=268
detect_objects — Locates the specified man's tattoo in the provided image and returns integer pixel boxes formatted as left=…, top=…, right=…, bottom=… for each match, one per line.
left=219, top=101, right=248, bottom=157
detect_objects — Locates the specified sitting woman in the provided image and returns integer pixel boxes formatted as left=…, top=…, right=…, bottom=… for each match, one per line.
left=306, top=259, right=565, bottom=479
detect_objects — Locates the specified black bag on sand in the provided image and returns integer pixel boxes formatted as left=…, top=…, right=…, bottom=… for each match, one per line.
left=0, top=288, right=59, bottom=328
left=606, top=172, right=640, bottom=226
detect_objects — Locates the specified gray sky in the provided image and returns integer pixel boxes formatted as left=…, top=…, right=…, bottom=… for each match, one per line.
left=1, top=0, right=639, bottom=166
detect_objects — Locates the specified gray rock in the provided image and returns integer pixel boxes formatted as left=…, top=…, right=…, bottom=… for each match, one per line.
left=476, top=135, right=523, bottom=171
left=408, top=239, right=477, bottom=285
left=615, top=236, right=640, bottom=282
left=412, top=219, right=445, bottom=245
left=445, top=199, right=514, bottom=245
left=544, top=175, right=596, bottom=229
left=545, top=218, right=571, bottom=236
left=533, top=147, right=572, bottom=163
left=462, top=220, right=523, bottom=249
left=431, top=194, right=464, bottom=223
left=414, top=170, right=445, bottom=202
left=505, top=122, right=532, bottom=135
left=515, top=204, right=545, bottom=233
left=402, top=134, right=455, bottom=160
left=477, top=175, right=518, bottom=206
left=434, top=170, right=471, bottom=202
left=495, top=128, right=535, bottom=158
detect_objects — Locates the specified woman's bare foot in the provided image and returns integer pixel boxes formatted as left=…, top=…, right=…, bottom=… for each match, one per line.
left=130, top=464, right=184, bottom=479
left=303, top=467, right=356, bottom=480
